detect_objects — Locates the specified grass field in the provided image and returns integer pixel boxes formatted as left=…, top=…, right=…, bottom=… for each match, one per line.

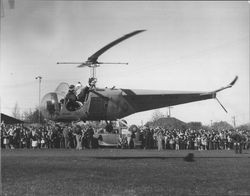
left=1, top=149, right=250, bottom=196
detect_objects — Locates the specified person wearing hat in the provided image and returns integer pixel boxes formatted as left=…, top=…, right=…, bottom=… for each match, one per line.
left=65, top=85, right=78, bottom=111
left=88, top=77, right=97, bottom=89
left=77, top=78, right=96, bottom=103
left=86, top=125, right=94, bottom=149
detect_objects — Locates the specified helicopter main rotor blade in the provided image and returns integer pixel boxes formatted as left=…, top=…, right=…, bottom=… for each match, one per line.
left=77, top=62, right=128, bottom=68
left=77, top=62, right=92, bottom=68
left=87, top=30, right=146, bottom=64
left=57, top=62, right=85, bottom=64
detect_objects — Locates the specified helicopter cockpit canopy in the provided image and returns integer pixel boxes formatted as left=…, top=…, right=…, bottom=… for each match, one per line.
left=44, top=82, right=83, bottom=112
left=41, top=92, right=60, bottom=117
left=55, top=82, right=70, bottom=103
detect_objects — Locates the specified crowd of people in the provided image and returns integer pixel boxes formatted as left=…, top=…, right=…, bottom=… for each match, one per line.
left=1, top=122, right=99, bottom=150
left=137, top=126, right=249, bottom=153
left=1, top=122, right=249, bottom=153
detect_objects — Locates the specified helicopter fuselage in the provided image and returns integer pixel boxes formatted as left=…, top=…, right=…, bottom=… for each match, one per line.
left=40, top=79, right=237, bottom=123
left=41, top=87, right=136, bottom=122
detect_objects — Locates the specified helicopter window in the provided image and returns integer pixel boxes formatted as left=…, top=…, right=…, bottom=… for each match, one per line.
left=46, top=101, right=56, bottom=115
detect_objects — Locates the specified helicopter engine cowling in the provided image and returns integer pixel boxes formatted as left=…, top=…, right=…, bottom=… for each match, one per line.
left=40, top=92, right=60, bottom=120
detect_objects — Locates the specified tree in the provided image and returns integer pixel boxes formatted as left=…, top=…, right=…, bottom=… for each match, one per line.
left=22, top=110, right=33, bottom=122
left=211, top=121, right=233, bottom=131
left=22, top=108, right=45, bottom=124
left=186, top=122, right=203, bottom=130
left=236, top=123, right=250, bottom=131
left=12, top=102, right=21, bottom=119
left=146, top=117, right=187, bottom=130
left=151, top=109, right=165, bottom=123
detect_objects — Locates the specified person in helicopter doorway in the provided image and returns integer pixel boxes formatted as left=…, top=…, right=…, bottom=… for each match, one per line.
left=75, top=82, right=83, bottom=95
left=88, top=77, right=97, bottom=89
left=77, top=77, right=97, bottom=103
left=65, top=85, right=79, bottom=111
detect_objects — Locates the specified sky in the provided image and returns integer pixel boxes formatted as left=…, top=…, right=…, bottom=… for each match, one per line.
left=0, top=1, right=249, bottom=126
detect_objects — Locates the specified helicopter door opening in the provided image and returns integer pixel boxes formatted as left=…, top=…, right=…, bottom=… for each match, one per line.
left=77, top=86, right=90, bottom=103
left=65, top=93, right=83, bottom=111
left=65, top=101, right=82, bottom=111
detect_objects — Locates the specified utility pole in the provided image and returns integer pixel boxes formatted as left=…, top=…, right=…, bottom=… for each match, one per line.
left=232, top=116, right=236, bottom=129
left=35, top=76, right=42, bottom=124
left=167, top=106, right=173, bottom=117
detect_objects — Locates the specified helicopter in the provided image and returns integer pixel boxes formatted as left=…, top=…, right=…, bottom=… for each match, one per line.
left=40, top=30, right=238, bottom=122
